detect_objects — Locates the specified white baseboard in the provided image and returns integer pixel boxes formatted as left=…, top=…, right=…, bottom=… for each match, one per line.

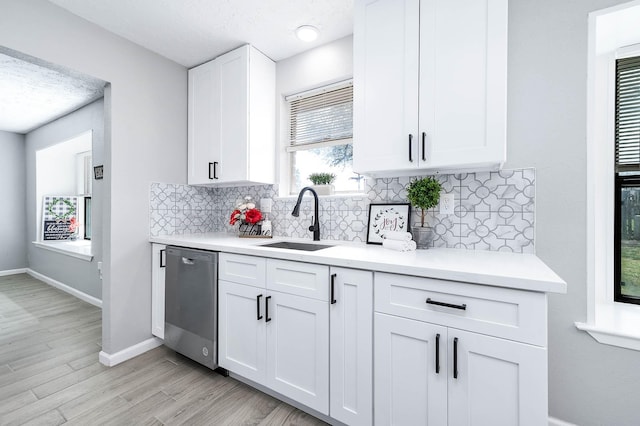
left=0, top=268, right=27, bottom=277
left=549, top=417, right=577, bottom=426
left=26, top=268, right=102, bottom=308
left=99, top=337, right=163, bottom=367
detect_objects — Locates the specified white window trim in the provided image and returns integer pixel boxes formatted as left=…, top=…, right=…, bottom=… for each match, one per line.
left=579, top=6, right=640, bottom=351
left=32, top=240, right=93, bottom=262
left=282, top=79, right=363, bottom=196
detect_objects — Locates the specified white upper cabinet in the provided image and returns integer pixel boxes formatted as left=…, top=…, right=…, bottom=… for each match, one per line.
left=353, top=0, right=508, bottom=176
left=188, top=45, right=275, bottom=186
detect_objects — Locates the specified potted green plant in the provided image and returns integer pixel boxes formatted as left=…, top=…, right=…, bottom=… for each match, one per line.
left=406, top=176, right=442, bottom=249
left=308, top=172, right=336, bottom=195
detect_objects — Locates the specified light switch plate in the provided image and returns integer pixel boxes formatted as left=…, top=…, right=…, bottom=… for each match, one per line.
left=439, top=193, right=455, bottom=215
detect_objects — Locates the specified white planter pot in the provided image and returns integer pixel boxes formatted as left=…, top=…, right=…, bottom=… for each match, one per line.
left=311, top=184, right=334, bottom=196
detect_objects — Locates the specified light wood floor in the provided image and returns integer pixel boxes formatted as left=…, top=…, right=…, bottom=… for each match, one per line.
left=0, top=274, right=327, bottom=425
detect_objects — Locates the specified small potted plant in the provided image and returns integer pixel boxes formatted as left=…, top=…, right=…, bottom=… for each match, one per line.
left=308, top=172, right=336, bottom=195
left=406, top=176, right=442, bottom=249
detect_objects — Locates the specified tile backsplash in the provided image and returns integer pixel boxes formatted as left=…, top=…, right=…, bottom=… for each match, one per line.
left=150, top=168, right=535, bottom=253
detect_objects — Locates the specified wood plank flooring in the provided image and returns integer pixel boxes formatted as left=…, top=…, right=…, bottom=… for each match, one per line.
left=0, top=274, right=327, bottom=425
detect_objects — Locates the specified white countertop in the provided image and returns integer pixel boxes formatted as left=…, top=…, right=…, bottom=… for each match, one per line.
left=150, top=232, right=566, bottom=294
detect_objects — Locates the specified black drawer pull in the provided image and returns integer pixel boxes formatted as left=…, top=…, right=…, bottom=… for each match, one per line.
left=453, top=337, right=459, bottom=379
left=208, top=162, right=219, bottom=180
left=422, top=132, right=427, bottom=161
left=159, top=249, right=166, bottom=268
left=330, top=273, right=337, bottom=304
left=265, top=296, right=272, bottom=322
left=257, top=294, right=263, bottom=320
left=426, top=298, right=467, bottom=311
left=435, top=333, right=440, bottom=374
left=409, top=134, right=413, bottom=162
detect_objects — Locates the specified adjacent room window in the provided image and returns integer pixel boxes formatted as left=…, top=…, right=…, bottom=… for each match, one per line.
left=615, top=55, right=640, bottom=304
left=286, top=80, right=364, bottom=194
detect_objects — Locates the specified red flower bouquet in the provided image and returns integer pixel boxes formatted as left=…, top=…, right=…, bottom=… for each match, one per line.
left=229, top=196, right=263, bottom=226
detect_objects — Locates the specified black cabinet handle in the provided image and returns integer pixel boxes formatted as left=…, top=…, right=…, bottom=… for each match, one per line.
left=409, top=134, right=413, bottom=162
left=208, top=162, right=219, bottom=180
left=257, top=294, right=263, bottom=320
left=330, top=273, right=337, bottom=304
left=426, top=298, right=467, bottom=311
left=435, top=333, right=440, bottom=374
left=422, top=132, right=427, bottom=161
left=453, top=337, right=459, bottom=379
left=159, top=249, right=166, bottom=268
left=265, top=296, right=272, bottom=322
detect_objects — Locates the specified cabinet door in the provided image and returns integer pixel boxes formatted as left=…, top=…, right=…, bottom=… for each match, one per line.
left=374, top=313, right=447, bottom=425
left=151, top=244, right=166, bottom=339
left=419, top=0, right=507, bottom=169
left=329, top=268, right=373, bottom=426
left=266, top=291, right=329, bottom=415
left=353, top=0, right=420, bottom=174
left=188, top=59, right=221, bottom=185
left=218, top=280, right=266, bottom=383
left=217, top=46, right=249, bottom=183
left=447, top=329, right=547, bottom=426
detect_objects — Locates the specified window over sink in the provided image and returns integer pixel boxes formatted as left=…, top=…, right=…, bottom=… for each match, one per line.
left=286, top=80, right=364, bottom=194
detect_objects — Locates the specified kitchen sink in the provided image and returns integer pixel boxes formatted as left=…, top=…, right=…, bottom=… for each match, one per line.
left=259, top=241, right=334, bottom=251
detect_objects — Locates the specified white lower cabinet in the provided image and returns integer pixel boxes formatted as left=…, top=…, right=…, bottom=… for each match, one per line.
left=329, top=267, right=373, bottom=426
left=265, top=290, right=329, bottom=412
left=151, top=243, right=166, bottom=339
left=218, top=254, right=330, bottom=415
left=374, top=272, right=549, bottom=426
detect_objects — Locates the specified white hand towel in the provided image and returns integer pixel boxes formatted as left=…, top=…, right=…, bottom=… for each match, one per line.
left=382, top=239, right=417, bottom=252
left=384, top=231, right=413, bottom=242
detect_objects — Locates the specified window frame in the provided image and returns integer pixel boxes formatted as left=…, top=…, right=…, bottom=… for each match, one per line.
left=614, top=174, right=640, bottom=304
left=284, top=79, right=358, bottom=195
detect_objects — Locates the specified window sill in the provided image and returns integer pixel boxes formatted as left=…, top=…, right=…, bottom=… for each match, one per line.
left=575, top=303, right=640, bottom=351
left=33, top=240, right=93, bottom=262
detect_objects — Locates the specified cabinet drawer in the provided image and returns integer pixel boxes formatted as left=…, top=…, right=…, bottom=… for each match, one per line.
left=219, top=253, right=266, bottom=288
left=267, top=259, right=329, bottom=301
left=375, top=273, right=546, bottom=346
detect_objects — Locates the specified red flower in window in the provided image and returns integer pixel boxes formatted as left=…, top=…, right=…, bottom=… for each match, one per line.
left=244, top=208, right=262, bottom=224
left=68, top=217, right=78, bottom=232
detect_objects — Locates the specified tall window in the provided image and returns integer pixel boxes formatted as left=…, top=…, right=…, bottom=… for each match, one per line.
left=615, top=55, right=640, bottom=304
left=286, top=80, right=363, bottom=194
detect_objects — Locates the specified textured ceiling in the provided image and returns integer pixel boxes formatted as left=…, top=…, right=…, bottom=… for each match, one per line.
left=48, top=0, right=354, bottom=66
left=0, top=49, right=105, bottom=134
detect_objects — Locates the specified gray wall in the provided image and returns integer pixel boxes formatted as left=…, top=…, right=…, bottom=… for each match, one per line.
left=0, top=0, right=188, bottom=355
left=25, top=99, right=104, bottom=299
left=506, top=0, right=639, bottom=424
left=0, top=130, right=26, bottom=271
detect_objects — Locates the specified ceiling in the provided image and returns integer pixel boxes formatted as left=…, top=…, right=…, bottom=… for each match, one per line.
left=0, top=1, right=353, bottom=134
left=47, top=0, right=355, bottom=66
left=0, top=49, right=105, bottom=134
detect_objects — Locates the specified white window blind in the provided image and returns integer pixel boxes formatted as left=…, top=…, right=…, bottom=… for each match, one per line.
left=287, top=81, right=353, bottom=151
left=616, top=56, right=640, bottom=172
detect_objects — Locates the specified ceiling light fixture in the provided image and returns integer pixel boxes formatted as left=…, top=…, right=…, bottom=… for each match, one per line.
left=295, top=25, right=319, bottom=42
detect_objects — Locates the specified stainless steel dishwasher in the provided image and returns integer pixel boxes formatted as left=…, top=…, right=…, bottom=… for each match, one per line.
left=164, top=246, right=218, bottom=370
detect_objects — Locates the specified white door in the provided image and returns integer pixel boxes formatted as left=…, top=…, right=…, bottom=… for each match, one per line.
left=151, top=243, right=166, bottom=339
left=419, top=0, right=508, bottom=169
left=374, top=313, right=447, bottom=426
left=217, top=46, right=249, bottom=183
left=218, top=280, right=266, bottom=384
left=266, top=291, right=329, bottom=415
left=447, top=329, right=547, bottom=426
left=329, top=268, right=373, bottom=426
left=353, top=0, right=420, bottom=174
left=188, top=59, right=221, bottom=184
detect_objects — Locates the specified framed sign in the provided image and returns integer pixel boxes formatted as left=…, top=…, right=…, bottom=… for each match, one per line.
left=42, top=196, right=78, bottom=241
left=94, top=165, right=104, bottom=180
left=366, top=203, right=411, bottom=244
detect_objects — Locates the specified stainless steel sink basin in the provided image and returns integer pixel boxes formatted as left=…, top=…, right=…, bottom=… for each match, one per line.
left=259, top=241, right=334, bottom=251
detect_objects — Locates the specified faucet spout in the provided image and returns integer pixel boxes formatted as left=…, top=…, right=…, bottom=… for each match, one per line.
left=291, top=187, right=320, bottom=241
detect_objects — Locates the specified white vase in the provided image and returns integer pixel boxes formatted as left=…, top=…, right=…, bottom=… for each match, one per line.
left=311, top=184, right=334, bottom=196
